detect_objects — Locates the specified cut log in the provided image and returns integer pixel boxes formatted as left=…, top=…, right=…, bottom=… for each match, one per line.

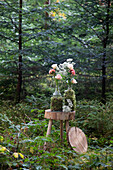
left=44, top=109, right=75, bottom=120
left=68, top=127, right=88, bottom=154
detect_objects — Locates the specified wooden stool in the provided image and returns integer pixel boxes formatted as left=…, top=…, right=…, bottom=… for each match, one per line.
left=44, top=109, right=75, bottom=149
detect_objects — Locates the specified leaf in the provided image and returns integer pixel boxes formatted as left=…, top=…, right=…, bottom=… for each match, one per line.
left=19, top=153, right=24, bottom=159
left=30, top=147, right=34, bottom=154
left=60, top=164, right=68, bottom=170
left=36, top=166, right=42, bottom=170
left=0, top=136, right=3, bottom=142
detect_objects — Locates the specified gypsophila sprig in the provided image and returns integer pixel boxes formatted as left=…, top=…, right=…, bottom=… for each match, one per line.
left=63, top=105, right=71, bottom=112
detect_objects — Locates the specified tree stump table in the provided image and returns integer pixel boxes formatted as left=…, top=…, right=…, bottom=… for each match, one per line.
left=44, top=109, right=88, bottom=154
left=44, top=109, right=75, bottom=149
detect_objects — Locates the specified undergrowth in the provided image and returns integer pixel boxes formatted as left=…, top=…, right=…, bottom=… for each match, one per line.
left=0, top=99, right=113, bottom=169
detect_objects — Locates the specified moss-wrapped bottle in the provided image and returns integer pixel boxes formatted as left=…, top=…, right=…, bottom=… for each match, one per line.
left=64, top=87, right=76, bottom=111
left=50, top=87, right=63, bottom=111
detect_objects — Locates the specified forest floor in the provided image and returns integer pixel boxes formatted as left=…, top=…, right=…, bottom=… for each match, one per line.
left=0, top=99, right=113, bottom=169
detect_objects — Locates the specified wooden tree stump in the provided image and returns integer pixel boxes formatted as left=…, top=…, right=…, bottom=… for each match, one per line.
left=44, top=109, right=75, bottom=149
left=44, top=109, right=75, bottom=120
left=44, top=109, right=88, bottom=154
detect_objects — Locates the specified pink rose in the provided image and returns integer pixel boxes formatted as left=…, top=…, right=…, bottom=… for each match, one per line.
left=49, top=69, right=55, bottom=74
left=70, top=69, right=75, bottom=75
left=55, top=74, right=62, bottom=80
left=71, top=79, right=77, bottom=84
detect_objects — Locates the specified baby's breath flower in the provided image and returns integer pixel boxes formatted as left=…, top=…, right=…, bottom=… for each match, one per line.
left=63, top=105, right=71, bottom=112
left=67, top=99, right=73, bottom=108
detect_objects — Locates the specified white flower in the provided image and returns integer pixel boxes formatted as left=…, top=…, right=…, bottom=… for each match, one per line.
left=67, top=58, right=73, bottom=62
left=63, top=62, right=68, bottom=68
left=63, top=105, right=71, bottom=112
left=72, top=62, right=76, bottom=66
left=59, top=62, right=68, bottom=70
left=67, top=63, right=73, bottom=70
left=51, top=64, right=57, bottom=69
left=55, top=74, right=62, bottom=80
left=71, top=79, right=77, bottom=84
left=67, top=99, right=73, bottom=108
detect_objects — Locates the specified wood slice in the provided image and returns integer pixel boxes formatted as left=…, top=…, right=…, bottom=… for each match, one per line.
left=68, top=127, right=88, bottom=154
left=44, top=109, right=75, bottom=120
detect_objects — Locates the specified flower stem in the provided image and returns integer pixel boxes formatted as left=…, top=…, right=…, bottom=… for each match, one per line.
left=68, top=78, right=72, bottom=88
left=56, top=79, right=58, bottom=91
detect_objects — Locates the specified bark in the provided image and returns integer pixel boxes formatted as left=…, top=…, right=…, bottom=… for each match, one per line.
left=102, top=43, right=106, bottom=104
left=16, top=0, right=22, bottom=102
left=45, top=0, right=50, bottom=29
left=101, top=0, right=110, bottom=104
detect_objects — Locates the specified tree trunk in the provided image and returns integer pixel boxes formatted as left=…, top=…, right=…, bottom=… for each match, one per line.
left=16, top=0, right=22, bottom=103
left=45, top=0, right=50, bottom=29
left=101, top=0, right=110, bottom=104
left=102, top=43, right=106, bottom=104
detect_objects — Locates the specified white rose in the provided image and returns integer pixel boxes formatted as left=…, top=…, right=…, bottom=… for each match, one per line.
left=67, top=63, right=73, bottom=70
left=51, top=64, right=57, bottom=69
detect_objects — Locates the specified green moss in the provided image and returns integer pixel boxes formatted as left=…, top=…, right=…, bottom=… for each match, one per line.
left=64, top=89, right=76, bottom=111
left=50, top=96, right=63, bottom=111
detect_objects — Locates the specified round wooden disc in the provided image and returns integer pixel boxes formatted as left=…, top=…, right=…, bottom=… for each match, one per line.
left=68, top=127, right=88, bottom=154
left=44, top=109, right=75, bottom=120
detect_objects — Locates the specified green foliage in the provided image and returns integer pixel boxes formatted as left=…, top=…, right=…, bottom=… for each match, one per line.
left=74, top=99, right=113, bottom=139
left=0, top=0, right=113, bottom=102
left=0, top=78, right=16, bottom=100
left=0, top=99, right=113, bottom=169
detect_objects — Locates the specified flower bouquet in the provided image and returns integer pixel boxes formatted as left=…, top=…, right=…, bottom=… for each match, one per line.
left=49, top=59, right=77, bottom=112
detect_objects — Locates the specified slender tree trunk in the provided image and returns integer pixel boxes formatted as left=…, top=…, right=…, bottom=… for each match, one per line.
left=45, top=0, right=50, bottom=29
left=102, top=43, right=106, bottom=104
left=16, top=0, right=22, bottom=102
left=101, top=0, right=110, bottom=104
